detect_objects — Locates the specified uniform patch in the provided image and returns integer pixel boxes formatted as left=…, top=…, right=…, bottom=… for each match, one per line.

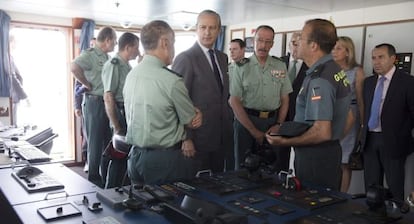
left=236, top=58, right=249, bottom=66
left=311, top=96, right=321, bottom=101
left=333, top=70, right=350, bottom=87
left=111, top=58, right=119, bottom=64
left=311, top=87, right=321, bottom=101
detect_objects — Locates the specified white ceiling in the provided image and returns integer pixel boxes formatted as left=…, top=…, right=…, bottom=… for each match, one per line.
left=1, top=0, right=413, bottom=28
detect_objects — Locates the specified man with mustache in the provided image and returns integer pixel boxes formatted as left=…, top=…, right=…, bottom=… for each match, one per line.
left=229, top=25, right=292, bottom=170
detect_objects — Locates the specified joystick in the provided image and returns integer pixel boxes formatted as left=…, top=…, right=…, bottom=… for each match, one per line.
left=122, top=184, right=143, bottom=210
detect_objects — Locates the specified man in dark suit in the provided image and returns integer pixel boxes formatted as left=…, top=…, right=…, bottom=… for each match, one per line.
left=278, top=32, right=308, bottom=172
left=362, top=43, right=414, bottom=200
left=281, top=32, right=308, bottom=122
left=172, top=10, right=234, bottom=172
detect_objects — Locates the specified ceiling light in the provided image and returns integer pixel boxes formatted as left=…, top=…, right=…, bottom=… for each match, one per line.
left=181, top=23, right=193, bottom=31
left=114, top=1, right=133, bottom=29
left=120, top=21, right=133, bottom=29
left=160, top=11, right=197, bottom=31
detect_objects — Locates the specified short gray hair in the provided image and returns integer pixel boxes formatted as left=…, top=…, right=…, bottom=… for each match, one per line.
left=140, top=20, right=173, bottom=51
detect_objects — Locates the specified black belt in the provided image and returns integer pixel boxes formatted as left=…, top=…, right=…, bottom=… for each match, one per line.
left=136, top=141, right=182, bottom=151
left=368, top=131, right=382, bottom=134
left=244, top=107, right=277, bottom=119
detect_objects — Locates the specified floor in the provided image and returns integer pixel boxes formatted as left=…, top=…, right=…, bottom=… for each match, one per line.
left=68, top=164, right=88, bottom=180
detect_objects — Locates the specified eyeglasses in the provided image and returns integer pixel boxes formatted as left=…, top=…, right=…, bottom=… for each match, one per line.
left=255, top=39, right=273, bottom=45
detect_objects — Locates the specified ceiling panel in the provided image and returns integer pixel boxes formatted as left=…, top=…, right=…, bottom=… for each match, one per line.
left=1, top=0, right=413, bottom=28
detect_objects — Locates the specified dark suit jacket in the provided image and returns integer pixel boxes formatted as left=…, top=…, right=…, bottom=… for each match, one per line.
left=281, top=54, right=308, bottom=121
left=361, top=68, right=414, bottom=158
left=172, top=43, right=233, bottom=153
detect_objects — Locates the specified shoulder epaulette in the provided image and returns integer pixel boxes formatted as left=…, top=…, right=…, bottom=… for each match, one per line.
left=86, top=48, right=94, bottom=52
left=111, top=58, right=119, bottom=64
left=310, top=63, right=326, bottom=78
left=236, top=58, right=250, bottom=66
left=163, top=66, right=182, bottom=77
left=271, top=55, right=283, bottom=62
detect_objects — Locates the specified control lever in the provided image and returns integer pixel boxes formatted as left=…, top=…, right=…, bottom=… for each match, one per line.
left=143, top=185, right=171, bottom=203
left=278, top=169, right=301, bottom=191
left=196, top=169, right=212, bottom=177
left=122, top=184, right=143, bottom=210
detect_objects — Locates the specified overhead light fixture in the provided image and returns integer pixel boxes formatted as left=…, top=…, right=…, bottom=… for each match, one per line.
left=152, top=10, right=197, bottom=31
left=114, top=1, right=133, bottom=28
left=181, top=23, right=193, bottom=31
left=169, top=11, right=197, bottom=31
left=120, top=21, right=133, bottom=29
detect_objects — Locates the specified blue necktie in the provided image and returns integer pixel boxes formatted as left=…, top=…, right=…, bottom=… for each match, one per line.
left=368, top=76, right=386, bottom=130
left=208, top=49, right=223, bottom=92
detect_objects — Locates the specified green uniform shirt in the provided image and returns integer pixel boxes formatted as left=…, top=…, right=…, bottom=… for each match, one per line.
left=123, top=55, right=196, bottom=148
left=228, top=62, right=236, bottom=78
left=228, top=58, right=249, bottom=79
left=229, top=55, right=292, bottom=111
left=73, top=47, right=109, bottom=96
left=102, top=54, right=131, bottom=102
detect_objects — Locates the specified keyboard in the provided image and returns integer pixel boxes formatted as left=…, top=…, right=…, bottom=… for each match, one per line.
left=13, top=145, right=51, bottom=163
left=11, top=166, right=64, bottom=193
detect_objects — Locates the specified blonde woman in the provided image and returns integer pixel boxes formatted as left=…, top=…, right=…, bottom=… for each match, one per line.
left=332, top=36, right=365, bottom=193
